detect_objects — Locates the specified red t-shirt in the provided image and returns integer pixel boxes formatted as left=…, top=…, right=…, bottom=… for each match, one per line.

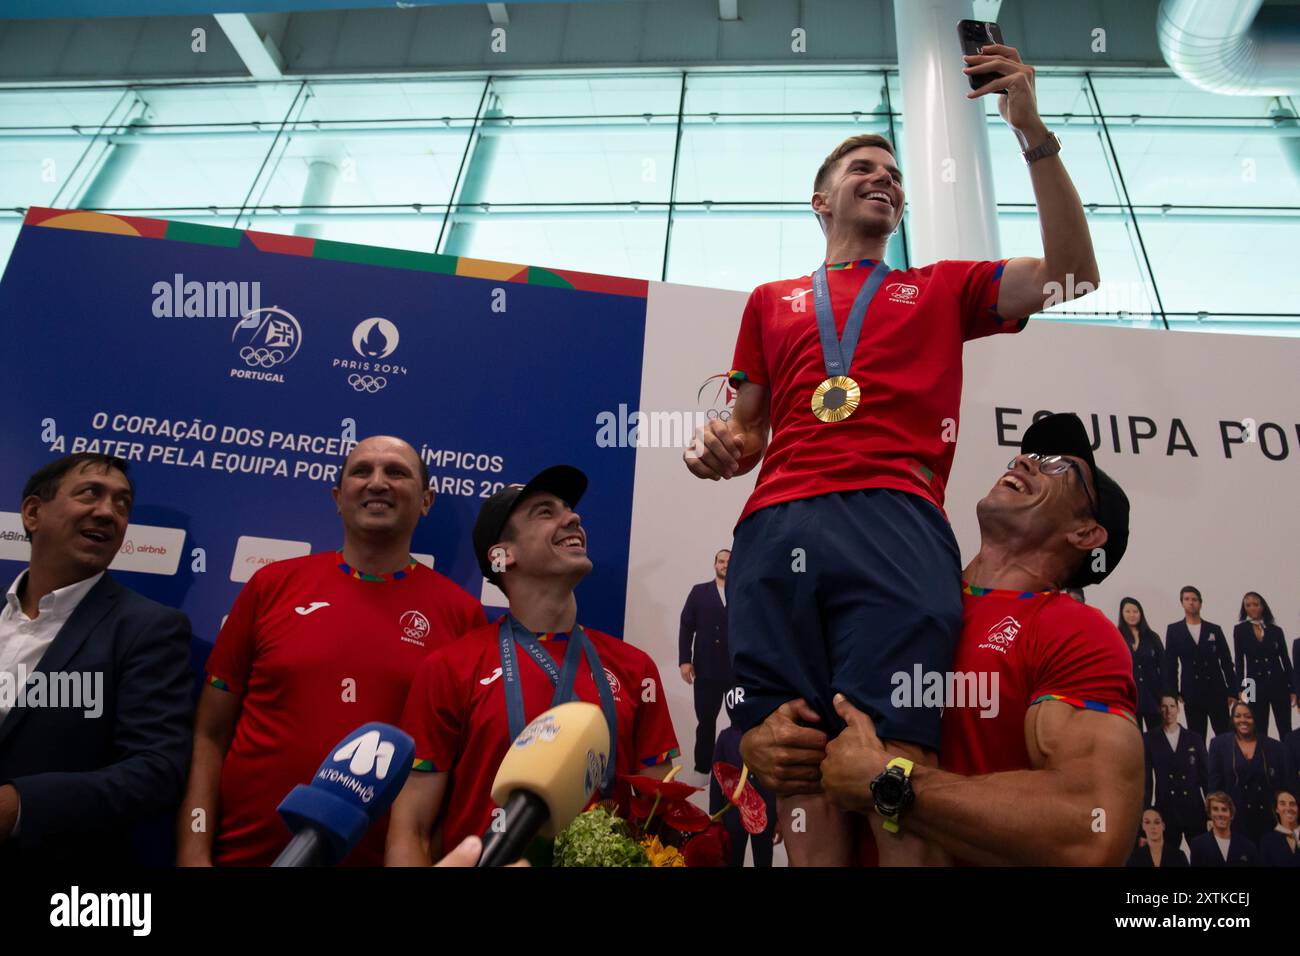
left=728, top=258, right=1020, bottom=526
left=401, top=623, right=681, bottom=851
left=205, top=551, right=486, bottom=866
left=940, top=584, right=1138, bottom=777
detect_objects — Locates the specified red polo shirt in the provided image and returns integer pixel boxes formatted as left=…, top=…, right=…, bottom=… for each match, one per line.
left=728, top=258, right=1020, bottom=526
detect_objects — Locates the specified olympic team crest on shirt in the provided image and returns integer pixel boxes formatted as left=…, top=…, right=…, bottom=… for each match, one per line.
left=399, top=610, right=431, bottom=646
left=978, top=616, right=1021, bottom=654
left=603, top=668, right=623, bottom=701
left=885, top=282, right=920, bottom=304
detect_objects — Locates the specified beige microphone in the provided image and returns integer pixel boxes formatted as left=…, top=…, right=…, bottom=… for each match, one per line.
left=477, top=701, right=612, bottom=867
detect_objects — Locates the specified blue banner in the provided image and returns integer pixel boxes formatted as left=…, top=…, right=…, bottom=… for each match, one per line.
left=0, top=210, right=647, bottom=672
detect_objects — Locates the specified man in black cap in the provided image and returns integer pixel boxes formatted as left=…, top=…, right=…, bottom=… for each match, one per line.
left=743, top=413, right=1145, bottom=865
left=386, top=465, right=679, bottom=865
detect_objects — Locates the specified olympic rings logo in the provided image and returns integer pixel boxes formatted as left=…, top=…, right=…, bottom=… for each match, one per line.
left=348, top=374, right=388, bottom=393
left=705, top=408, right=732, bottom=421
left=239, top=346, right=286, bottom=368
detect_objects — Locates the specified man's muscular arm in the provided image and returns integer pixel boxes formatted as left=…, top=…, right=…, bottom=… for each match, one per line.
left=684, top=381, right=770, bottom=480
left=821, top=697, right=1143, bottom=866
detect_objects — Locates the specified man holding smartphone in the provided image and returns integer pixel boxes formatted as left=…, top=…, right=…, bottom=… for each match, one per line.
left=683, top=41, right=1100, bottom=865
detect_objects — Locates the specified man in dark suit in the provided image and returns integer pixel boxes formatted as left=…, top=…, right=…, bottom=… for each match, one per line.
left=679, top=549, right=732, bottom=774
left=1145, top=693, right=1208, bottom=854
left=1164, top=586, right=1236, bottom=741
left=1187, top=792, right=1258, bottom=866
left=0, top=453, right=193, bottom=864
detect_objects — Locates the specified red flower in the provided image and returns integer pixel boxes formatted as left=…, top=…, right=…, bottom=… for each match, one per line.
left=683, top=822, right=732, bottom=867
left=617, top=773, right=705, bottom=834
left=617, top=774, right=700, bottom=801
left=663, top=800, right=711, bottom=834
left=712, top=762, right=768, bottom=835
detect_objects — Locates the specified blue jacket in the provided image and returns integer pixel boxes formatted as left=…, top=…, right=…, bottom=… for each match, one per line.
left=1232, top=621, right=1292, bottom=700
left=1285, top=731, right=1300, bottom=799
left=1144, top=726, right=1208, bottom=832
left=1187, top=830, right=1258, bottom=866
left=1125, top=629, right=1164, bottom=716
left=1164, top=620, right=1236, bottom=703
left=678, top=581, right=731, bottom=680
left=1258, top=829, right=1300, bottom=867
left=1206, top=732, right=1285, bottom=841
left=0, top=574, right=193, bottom=864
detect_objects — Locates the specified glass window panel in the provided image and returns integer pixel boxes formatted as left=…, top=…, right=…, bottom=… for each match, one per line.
left=1095, top=124, right=1300, bottom=208
left=0, top=221, right=21, bottom=279
left=0, top=140, right=98, bottom=207
left=296, top=78, right=487, bottom=124
left=443, top=211, right=667, bottom=281
left=484, top=75, right=682, bottom=118
left=684, top=72, right=889, bottom=116
left=997, top=211, right=1159, bottom=318
left=86, top=135, right=280, bottom=210
left=130, top=82, right=306, bottom=127
left=254, top=128, right=472, bottom=209
left=1089, top=75, right=1290, bottom=120
left=464, top=122, right=677, bottom=205
left=0, top=87, right=127, bottom=129
left=664, top=210, right=828, bottom=291
left=1134, top=215, right=1299, bottom=316
left=674, top=122, right=891, bottom=204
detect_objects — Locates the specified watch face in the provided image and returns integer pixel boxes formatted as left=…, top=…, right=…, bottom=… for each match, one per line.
left=876, top=775, right=904, bottom=805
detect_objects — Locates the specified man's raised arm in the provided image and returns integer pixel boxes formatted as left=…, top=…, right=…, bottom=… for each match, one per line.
left=964, top=44, right=1099, bottom=320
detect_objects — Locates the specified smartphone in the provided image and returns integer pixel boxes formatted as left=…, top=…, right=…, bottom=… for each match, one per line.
left=958, top=19, right=1006, bottom=94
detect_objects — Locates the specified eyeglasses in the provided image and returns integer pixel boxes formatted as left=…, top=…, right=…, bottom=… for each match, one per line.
left=1008, top=453, right=1099, bottom=519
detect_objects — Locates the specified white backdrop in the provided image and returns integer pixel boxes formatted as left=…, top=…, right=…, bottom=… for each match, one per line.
left=625, top=281, right=1300, bottom=864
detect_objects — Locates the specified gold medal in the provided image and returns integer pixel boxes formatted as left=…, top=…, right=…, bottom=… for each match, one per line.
left=811, top=375, right=860, bottom=423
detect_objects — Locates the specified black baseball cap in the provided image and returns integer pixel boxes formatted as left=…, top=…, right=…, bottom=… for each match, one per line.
left=472, top=465, right=589, bottom=584
left=1020, top=413, right=1129, bottom=588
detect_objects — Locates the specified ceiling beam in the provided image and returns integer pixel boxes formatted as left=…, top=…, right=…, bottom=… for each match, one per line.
left=213, top=12, right=284, bottom=80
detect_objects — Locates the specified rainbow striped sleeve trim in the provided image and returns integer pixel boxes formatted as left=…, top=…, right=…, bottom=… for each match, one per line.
left=1031, top=694, right=1137, bottom=726
left=640, top=748, right=680, bottom=767
left=726, top=369, right=748, bottom=387
left=411, top=757, right=437, bottom=773
left=208, top=676, right=231, bottom=692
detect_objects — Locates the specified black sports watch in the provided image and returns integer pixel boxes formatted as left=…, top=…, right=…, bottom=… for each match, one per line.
left=869, top=756, right=916, bottom=833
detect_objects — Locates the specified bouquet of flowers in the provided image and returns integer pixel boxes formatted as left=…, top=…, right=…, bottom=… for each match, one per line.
left=552, top=762, right=768, bottom=867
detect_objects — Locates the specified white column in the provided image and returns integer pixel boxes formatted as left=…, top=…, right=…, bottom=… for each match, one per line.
left=293, top=151, right=342, bottom=239
left=893, top=0, right=1000, bottom=263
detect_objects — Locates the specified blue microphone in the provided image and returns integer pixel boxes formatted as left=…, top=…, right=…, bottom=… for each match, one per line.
left=272, top=722, right=415, bottom=867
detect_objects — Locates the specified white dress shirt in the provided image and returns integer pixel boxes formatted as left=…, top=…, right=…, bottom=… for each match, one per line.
left=0, top=569, right=105, bottom=722
left=1214, top=833, right=1231, bottom=861
left=1164, top=725, right=1180, bottom=751
left=715, top=580, right=726, bottom=607
left=1187, top=621, right=1201, bottom=643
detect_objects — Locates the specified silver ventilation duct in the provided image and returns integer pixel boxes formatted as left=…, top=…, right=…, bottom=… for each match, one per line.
left=1158, top=0, right=1300, bottom=95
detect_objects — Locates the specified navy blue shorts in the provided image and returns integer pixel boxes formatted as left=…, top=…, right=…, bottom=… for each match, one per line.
left=725, top=488, right=963, bottom=751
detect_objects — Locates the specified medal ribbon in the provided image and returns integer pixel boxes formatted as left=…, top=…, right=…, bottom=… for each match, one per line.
left=498, top=614, right=618, bottom=794
left=811, top=259, right=891, bottom=379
